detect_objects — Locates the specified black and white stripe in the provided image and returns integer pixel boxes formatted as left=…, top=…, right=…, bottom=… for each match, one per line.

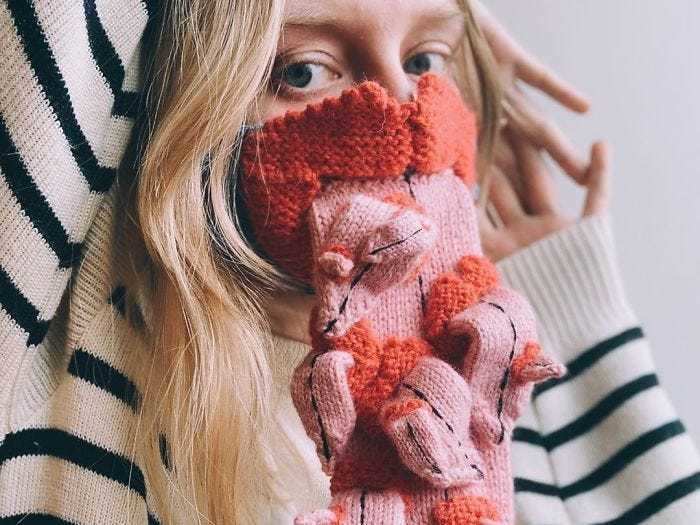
left=0, top=427, right=146, bottom=499
left=83, top=0, right=140, bottom=119
left=0, top=116, right=82, bottom=269
left=67, top=347, right=140, bottom=412
left=0, top=286, right=160, bottom=523
left=1, top=0, right=155, bottom=522
left=0, top=514, right=74, bottom=525
left=5, top=0, right=117, bottom=192
left=533, top=326, right=644, bottom=398
left=0, top=0, right=150, bottom=348
left=512, top=327, right=700, bottom=523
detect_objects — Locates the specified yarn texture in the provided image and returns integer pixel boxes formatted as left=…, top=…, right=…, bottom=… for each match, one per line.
left=241, top=73, right=566, bottom=525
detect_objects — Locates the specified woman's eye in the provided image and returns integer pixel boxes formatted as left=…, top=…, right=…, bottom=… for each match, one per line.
left=403, top=52, right=448, bottom=76
left=273, top=62, right=339, bottom=92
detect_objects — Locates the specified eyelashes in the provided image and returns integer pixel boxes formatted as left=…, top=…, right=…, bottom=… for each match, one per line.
left=403, top=52, right=449, bottom=76
left=270, top=61, right=342, bottom=99
left=269, top=49, right=454, bottom=102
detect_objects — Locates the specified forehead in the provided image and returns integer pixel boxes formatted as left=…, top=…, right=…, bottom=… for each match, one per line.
left=283, top=0, right=462, bottom=30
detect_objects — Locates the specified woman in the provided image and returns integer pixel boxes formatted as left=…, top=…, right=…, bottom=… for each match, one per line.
left=0, top=0, right=697, bottom=523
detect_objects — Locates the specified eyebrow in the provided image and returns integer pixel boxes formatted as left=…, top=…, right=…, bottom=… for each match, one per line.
left=282, top=5, right=336, bottom=27
left=283, top=3, right=465, bottom=30
left=412, top=8, right=466, bottom=33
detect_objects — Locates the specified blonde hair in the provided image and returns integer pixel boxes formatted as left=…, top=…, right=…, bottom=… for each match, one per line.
left=120, top=0, right=503, bottom=522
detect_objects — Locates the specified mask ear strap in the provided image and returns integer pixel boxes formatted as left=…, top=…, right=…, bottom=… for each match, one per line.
left=239, top=122, right=264, bottom=135
left=472, top=183, right=481, bottom=203
left=230, top=122, right=264, bottom=180
left=225, top=123, right=266, bottom=255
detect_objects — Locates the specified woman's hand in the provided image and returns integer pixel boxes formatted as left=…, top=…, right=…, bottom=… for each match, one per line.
left=480, top=134, right=610, bottom=262
left=472, top=0, right=590, bottom=181
left=471, top=0, right=610, bottom=261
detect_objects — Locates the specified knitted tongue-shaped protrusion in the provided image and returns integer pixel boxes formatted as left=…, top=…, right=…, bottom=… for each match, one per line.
left=312, top=194, right=438, bottom=338
left=318, top=245, right=355, bottom=280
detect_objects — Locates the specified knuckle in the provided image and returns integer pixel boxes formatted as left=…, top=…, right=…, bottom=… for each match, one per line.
left=534, top=117, right=554, bottom=138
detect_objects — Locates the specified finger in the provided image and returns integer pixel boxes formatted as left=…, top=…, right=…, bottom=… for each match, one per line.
left=508, top=129, right=558, bottom=215
left=582, top=141, right=611, bottom=217
left=492, top=130, right=519, bottom=180
left=487, top=167, right=525, bottom=226
left=514, top=58, right=591, bottom=114
left=471, top=0, right=590, bottom=114
left=476, top=202, right=501, bottom=249
left=476, top=171, right=503, bottom=229
left=491, top=124, right=527, bottom=199
left=504, top=90, right=589, bottom=183
left=485, top=200, right=503, bottom=229
left=471, top=1, right=521, bottom=65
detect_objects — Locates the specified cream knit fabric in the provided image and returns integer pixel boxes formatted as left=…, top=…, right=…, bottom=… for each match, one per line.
left=1, top=0, right=700, bottom=523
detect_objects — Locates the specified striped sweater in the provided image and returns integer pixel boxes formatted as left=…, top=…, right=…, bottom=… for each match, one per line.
left=0, top=0, right=699, bottom=523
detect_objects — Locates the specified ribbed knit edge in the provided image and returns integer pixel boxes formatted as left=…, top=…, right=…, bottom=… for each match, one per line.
left=496, top=213, right=637, bottom=362
left=7, top=189, right=120, bottom=431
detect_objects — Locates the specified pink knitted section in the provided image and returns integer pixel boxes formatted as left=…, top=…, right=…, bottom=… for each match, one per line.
left=242, top=74, right=566, bottom=524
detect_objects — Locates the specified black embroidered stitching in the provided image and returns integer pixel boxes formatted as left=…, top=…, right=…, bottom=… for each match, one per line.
left=484, top=300, right=518, bottom=445
left=368, top=227, right=423, bottom=255
left=308, top=354, right=331, bottom=461
left=406, top=421, right=442, bottom=474
left=401, top=382, right=482, bottom=477
left=323, top=228, right=424, bottom=334
left=403, top=166, right=417, bottom=198
left=418, top=275, right=426, bottom=314
left=350, top=263, right=372, bottom=288
left=402, top=382, right=452, bottom=431
left=323, top=262, right=371, bottom=334
left=403, top=166, right=427, bottom=315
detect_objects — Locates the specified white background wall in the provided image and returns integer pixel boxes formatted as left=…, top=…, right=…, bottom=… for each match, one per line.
left=486, top=0, right=700, bottom=442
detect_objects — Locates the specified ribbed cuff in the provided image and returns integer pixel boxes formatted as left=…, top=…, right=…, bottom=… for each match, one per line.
left=495, top=213, right=638, bottom=361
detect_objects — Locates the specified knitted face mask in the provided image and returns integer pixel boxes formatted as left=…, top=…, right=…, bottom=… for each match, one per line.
left=240, top=73, right=478, bottom=282
left=240, top=73, right=565, bottom=525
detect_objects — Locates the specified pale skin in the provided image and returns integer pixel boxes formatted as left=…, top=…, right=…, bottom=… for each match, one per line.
left=259, top=0, right=611, bottom=344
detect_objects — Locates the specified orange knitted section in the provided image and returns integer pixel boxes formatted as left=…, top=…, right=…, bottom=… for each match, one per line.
left=240, top=73, right=478, bottom=281
left=409, top=75, right=477, bottom=181
left=381, top=398, right=427, bottom=423
left=432, top=495, right=501, bottom=525
left=423, top=272, right=474, bottom=341
left=424, top=255, right=500, bottom=341
left=324, top=243, right=353, bottom=259
left=329, top=320, right=381, bottom=404
left=241, top=164, right=319, bottom=279
left=455, top=255, right=500, bottom=287
left=327, top=321, right=432, bottom=429
left=511, top=340, right=542, bottom=381
left=329, top=503, right=345, bottom=525
left=365, top=337, right=432, bottom=421
left=382, top=192, right=426, bottom=214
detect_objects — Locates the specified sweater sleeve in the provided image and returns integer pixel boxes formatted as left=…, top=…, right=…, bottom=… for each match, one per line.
left=497, top=213, right=700, bottom=524
left=0, top=0, right=153, bottom=434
